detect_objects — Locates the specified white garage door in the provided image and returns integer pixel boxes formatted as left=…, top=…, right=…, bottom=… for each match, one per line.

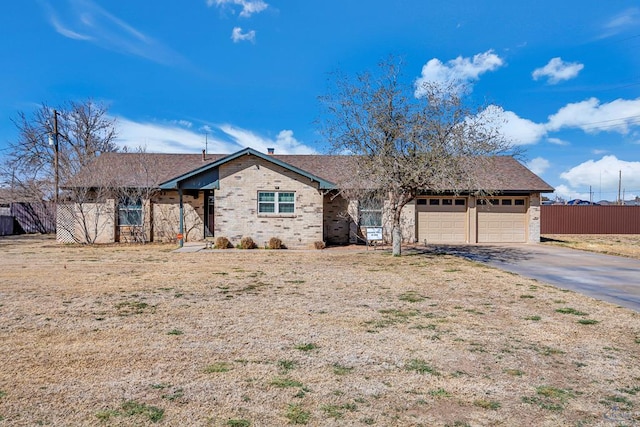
left=417, top=198, right=467, bottom=244
left=477, top=198, right=527, bottom=243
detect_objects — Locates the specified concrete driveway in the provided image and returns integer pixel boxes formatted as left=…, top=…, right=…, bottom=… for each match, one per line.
left=426, top=244, right=640, bottom=312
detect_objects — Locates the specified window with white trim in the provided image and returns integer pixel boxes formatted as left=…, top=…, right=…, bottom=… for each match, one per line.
left=258, top=191, right=295, bottom=214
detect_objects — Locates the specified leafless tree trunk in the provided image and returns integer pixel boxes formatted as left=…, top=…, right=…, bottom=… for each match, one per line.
left=320, top=58, right=514, bottom=256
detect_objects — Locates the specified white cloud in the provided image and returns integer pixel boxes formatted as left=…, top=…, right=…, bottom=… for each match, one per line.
left=415, top=50, right=504, bottom=96
left=116, top=118, right=235, bottom=153
left=208, top=0, right=268, bottom=17
left=553, top=184, right=592, bottom=202
left=231, top=27, right=256, bottom=43
left=219, top=125, right=316, bottom=154
left=559, top=155, right=640, bottom=201
left=601, top=7, right=640, bottom=38
left=42, top=0, right=186, bottom=66
left=526, top=157, right=550, bottom=175
left=532, top=57, right=584, bottom=84
left=546, top=97, right=640, bottom=134
left=547, top=137, right=569, bottom=146
left=115, top=117, right=316, bottom=155
left=476, top=105, right=547, bottom=145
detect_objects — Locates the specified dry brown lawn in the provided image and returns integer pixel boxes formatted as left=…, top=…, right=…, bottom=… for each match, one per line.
left=0, top=235, right=639, bottom=427
left=542, top=234, right=640, bottom=260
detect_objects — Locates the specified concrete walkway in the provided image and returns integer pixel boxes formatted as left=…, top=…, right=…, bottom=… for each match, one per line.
left=173, top=242, right=207, bottom=253
left=427, top=244, right=640, bottom=312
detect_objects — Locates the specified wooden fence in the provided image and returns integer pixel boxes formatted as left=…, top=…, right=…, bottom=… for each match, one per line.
left=541, top=205, right=640, bottom=234
left=0, top=202, right=57, bottom=235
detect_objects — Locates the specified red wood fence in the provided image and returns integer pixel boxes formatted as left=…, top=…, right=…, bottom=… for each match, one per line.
left=541, top=205, right=640, bottom=234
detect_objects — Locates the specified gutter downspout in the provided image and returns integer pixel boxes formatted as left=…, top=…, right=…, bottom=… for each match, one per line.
left=178, top=188, right=184, bottom=248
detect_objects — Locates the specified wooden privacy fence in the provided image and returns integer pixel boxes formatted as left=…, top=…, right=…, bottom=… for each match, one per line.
left=541, top=205, right=640, bottom=234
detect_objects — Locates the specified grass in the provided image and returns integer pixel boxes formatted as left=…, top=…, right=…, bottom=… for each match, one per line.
left=204, top=362, right=232, bottom=373
left=285, top=404, right=310, bottom=425
left=294, top=343, right=318, bottom=351
left=1, top=234, right=639, bottom=426
left=405, top=359, right=439, bottom=375
left=96, top=400, right=164, bottom=423
left=473, top=399, right=501, bottom=410
left=226, top=419, right=251, bottom=427
left=270, top=377, right=303, bottom=388
left=555, top=307, right=588, bottom=316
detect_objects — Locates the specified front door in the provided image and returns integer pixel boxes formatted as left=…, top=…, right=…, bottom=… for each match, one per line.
left=205, top=193, right=215, bottom=237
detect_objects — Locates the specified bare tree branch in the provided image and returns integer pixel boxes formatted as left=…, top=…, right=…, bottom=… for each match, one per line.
left=319, top=58, right=515, bottom=256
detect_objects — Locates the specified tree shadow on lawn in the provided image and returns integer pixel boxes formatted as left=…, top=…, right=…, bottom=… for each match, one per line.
left=408, top=244, right=534, bottom=264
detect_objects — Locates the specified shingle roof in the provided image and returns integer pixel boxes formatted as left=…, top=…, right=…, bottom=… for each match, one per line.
left=66, top=150, right=554, bottom=193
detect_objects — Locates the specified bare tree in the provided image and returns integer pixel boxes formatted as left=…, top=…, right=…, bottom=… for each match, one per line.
left=320, top=59, right=514, bottom=256
left=1, top=99, right=118, bottom=207
left=113, top=149, right=161, bottom=243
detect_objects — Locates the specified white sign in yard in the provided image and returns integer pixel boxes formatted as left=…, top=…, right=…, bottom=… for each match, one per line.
left=366, top=227, right=383, bottom=241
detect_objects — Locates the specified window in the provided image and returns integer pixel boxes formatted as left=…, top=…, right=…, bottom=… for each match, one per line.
left=502, top=199, right=512, bottom=206
left=118, top=197, right=143, bottom=226
left=454, top=199, right=466, bottom=206
left=258, top=191, right=295, bottom=214
left=442, top=198, right=453, bottom=206
left=360, top=199, right=383, bottom=227
left=417, top=199, right=427, bottom=205
left=429, top=199, right=440, bottom=206
left=514, top=199, right=526, bottom=206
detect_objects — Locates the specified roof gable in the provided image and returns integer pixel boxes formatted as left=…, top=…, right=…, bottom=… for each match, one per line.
left=159, top=147, right=337, bottom=190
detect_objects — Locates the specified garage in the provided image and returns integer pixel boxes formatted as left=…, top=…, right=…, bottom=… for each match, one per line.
left=477, top=198, right=527, bottom=243
left=417, top=197, right=467, bottom=244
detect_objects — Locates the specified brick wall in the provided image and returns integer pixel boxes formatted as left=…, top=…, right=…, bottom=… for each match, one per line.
left=323, top=193, right=350, bottom=245
left=214, top=156, right=324, bottom=249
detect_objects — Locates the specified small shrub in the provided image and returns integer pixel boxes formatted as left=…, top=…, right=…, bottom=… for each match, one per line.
left=240, top=236, right=256, bottom=249
left=314, top=241, right=326, bottom=250
left=578, top=319, right=599, bottom=325
left=269, top=237, right=283, bottom=249
left=215, top=236, right=231, bottom=249
left=167, top=329, right=183, bottom=335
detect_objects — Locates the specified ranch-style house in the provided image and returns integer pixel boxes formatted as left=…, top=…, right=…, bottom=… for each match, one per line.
left=58, top=147, right=554, bottom=248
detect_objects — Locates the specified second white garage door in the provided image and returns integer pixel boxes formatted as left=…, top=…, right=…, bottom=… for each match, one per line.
left=477, top=199, right=527, bottom=243
left=417, top=198, right=467, bottom=244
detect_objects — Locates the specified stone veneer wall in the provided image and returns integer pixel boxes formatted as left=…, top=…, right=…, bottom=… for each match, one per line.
left=214, top=155, right=324, bottom=249
left=152, top=192, right=205, bottom=242
left=528, top=192, right=541, bottom=243
left=57, top=199, right=116, bottom=244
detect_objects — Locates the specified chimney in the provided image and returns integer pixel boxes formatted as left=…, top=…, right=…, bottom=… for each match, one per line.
left=202, top=149, right=206, bottom=161
left=267, top=148, right=274, bottom=155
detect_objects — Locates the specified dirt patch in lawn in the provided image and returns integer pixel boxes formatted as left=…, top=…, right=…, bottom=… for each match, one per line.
left=0, top=235, right=639, bottom=426
left=543, top=234, right=640, bottom=259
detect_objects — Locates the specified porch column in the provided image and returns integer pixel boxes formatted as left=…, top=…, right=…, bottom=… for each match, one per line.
left=178, top=188, right=184, bottom=248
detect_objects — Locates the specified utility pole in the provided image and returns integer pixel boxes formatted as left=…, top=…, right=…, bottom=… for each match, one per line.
left=48, top=110, right=60, bottom=204
left=618, top=170, right=622, bottom=205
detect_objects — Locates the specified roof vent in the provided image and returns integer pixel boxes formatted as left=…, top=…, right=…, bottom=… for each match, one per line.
left=267, top=147, right=274, bottom=155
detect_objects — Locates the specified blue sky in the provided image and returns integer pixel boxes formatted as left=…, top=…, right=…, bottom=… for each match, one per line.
left=1, top=1, right=639, bottom=201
